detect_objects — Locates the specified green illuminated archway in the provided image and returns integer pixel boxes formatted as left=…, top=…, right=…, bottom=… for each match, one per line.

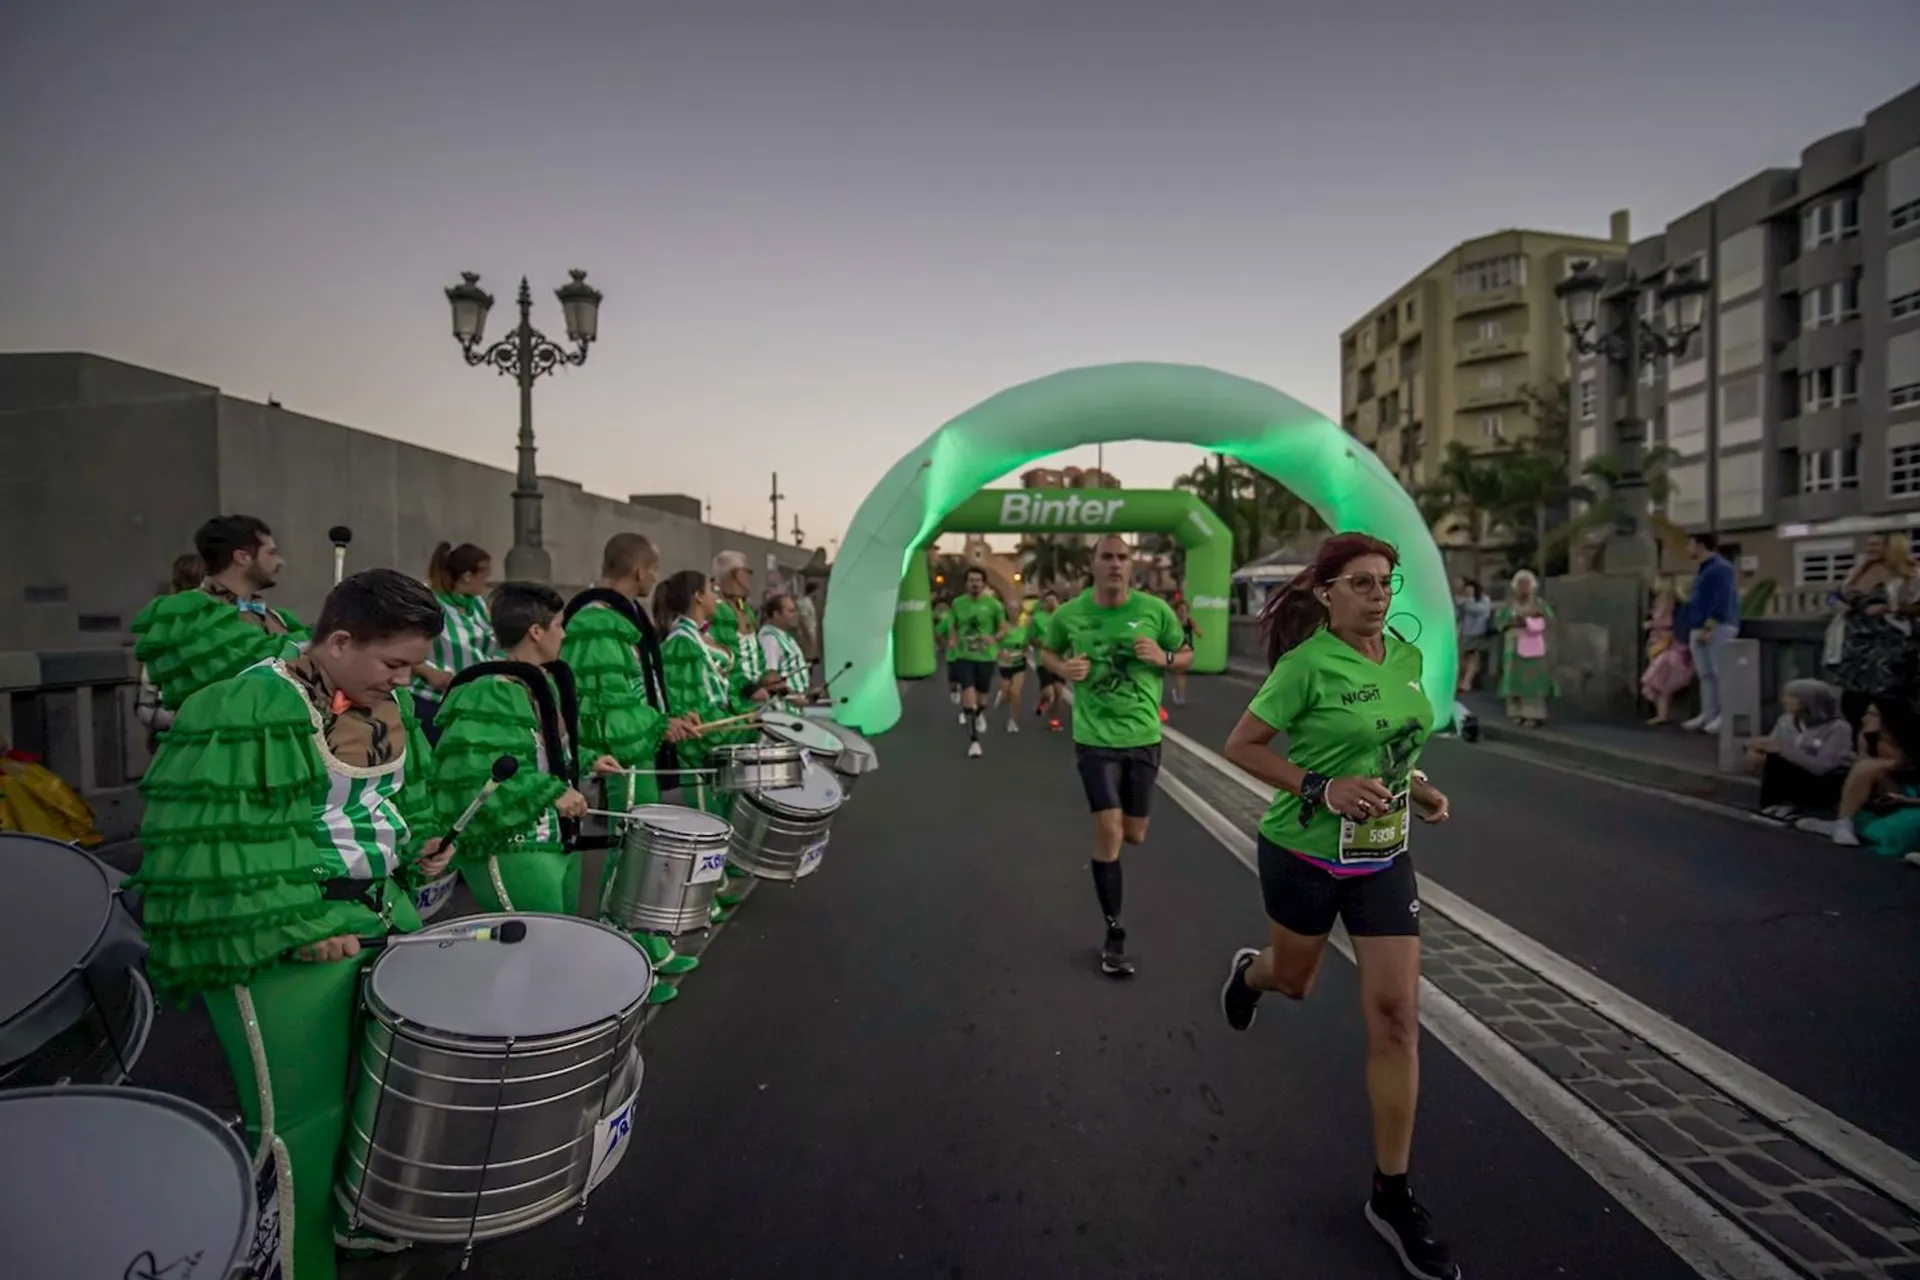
left=893, top=489, right=1233, bottom=676
left=826, top=362, right=1455, bottom=735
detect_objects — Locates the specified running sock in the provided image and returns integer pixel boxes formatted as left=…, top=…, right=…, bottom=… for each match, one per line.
left=1090, top=858, right=1123, bottom=921
left=1372, top=1170, right=1411, bottom=1204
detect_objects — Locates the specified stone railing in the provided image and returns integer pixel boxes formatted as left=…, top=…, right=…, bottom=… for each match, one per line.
left=1, top=647, right=148, bottom=846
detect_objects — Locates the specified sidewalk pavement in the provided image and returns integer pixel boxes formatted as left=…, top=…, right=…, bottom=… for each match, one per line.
left=1223, top=658, right=1760, bottom=811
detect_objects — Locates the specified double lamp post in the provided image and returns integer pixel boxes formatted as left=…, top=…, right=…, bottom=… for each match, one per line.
left=1552, top=259, right=1710, bottom=573
left=444, top=270, right=605, bottom=583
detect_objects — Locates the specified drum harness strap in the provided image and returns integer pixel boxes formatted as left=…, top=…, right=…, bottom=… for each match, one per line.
left=564, top=587, right=680, bottom=788
left=233, top=984, right=297, bottom=1276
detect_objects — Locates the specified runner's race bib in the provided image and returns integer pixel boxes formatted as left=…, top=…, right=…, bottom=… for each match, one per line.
left=1337, top=790, right=1410, bottom=864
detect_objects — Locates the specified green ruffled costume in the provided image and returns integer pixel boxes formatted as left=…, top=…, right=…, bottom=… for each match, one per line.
left=129, top=664, right=434, bottom=1280
left=710, top=597, right=765, bottom=699
left=560, top=602, right=699, bottom=994
left=430, top=673, right=574, bottom=915
left=131, top=589, right=310, bottom=712
left=660, top=621, right=764, bottom=917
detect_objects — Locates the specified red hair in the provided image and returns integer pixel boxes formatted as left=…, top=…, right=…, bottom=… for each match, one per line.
left=1257, top=532, right=1400, bottom=665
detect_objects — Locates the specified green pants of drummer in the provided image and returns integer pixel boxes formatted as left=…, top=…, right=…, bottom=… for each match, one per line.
left=464, top=852, right=582, bottom=916
left=204, top=957, right=367, bottom=1280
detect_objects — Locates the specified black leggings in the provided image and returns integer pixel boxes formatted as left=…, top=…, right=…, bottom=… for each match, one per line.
left=1758, top=754, right=1844, bottom=814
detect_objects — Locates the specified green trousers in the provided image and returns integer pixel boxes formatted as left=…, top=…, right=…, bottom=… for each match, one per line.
left=463, top=851, right=581, bottom=916
left=204, top=956, right=368, bottom=1280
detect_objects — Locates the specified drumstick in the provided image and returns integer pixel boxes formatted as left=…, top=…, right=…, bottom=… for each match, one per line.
left=611, top=766, right=716, bottom=778
left=328, top=525, right=353, bottom=586
left=370, top=919, right=529, bottom=950
left=441, top=756, right=519, bottom=849
left=690, top=710, right=762, bottom=736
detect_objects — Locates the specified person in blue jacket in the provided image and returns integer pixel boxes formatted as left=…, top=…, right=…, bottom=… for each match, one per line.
left=1682, top=531, right=1740, bottom=734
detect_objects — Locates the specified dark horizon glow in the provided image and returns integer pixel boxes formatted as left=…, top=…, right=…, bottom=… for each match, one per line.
left=3, top=0, right=1916, bottom=546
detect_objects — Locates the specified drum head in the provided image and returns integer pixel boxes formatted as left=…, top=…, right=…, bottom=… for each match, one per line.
left=0, top=834, right=112, bottom=1024
left=370, top=915, right=653, bottom=1039
left=630, top=804, right=729, bottom=840
left=0, top=1086, right=252, bottom=1276
left=761, top=712, right=844, bottom=756
left=754, top=760, right=845, bottom=818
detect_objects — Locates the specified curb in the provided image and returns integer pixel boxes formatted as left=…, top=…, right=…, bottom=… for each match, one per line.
left=1223, top=658, right=1759, bottom=810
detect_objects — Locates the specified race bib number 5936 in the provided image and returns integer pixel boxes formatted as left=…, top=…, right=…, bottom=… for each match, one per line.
left=1337, top=791, right=1409, bottom=864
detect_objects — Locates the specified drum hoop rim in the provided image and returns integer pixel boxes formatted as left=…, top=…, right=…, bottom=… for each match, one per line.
left=1, top=838, right=119, bottom=1023
left=361, top=996, right=648, bottom=1053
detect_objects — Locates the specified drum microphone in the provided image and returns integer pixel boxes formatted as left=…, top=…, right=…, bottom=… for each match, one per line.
left=440, top=756, right=518, bottom=851
left=373, top=919, right=530, bottom=950
left=328, top=525, right=353, bottom=585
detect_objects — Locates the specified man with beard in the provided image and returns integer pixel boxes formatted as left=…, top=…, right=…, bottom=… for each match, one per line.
left=561, top=532, right=700, bottom=1004
left=1040, top=535, right=1190, bottom=977
left=132, top=515, right=308, bottom=714
left=949, top=567, right=1007, bottom=758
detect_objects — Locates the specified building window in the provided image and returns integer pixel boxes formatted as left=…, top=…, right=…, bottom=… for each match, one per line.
left=1799, top=446, right=1859, bottom=493
left=1404, top=298, right=1418, bottom=324
left=1577, top=372, right=1596, bottom=421
left=1896, top=199, right=1920, bottom=232
left=1801, top=194, right=1861, bottom=250
left=1890, top=148, right=1920, bottom=230
left=1891, top=331, right=1920, bottom=411
left=1360, top=330, right=1375, bottom=356
left=1455, top=254, right=1527, bottom=296
left=1717, top=451, right=1764, bottom=521
left=1891, top=241, right=1920, bottom=320
left=1799, top=361, right=1861, bottom=412
left=1890, top=442, right=1920, bottom=497
left=1802, top=277, right=1864, bottom=328
left=1477, top=319, right=1501, bottom=340
left=1896, top=290, right=1920, bottom=320
left=1795, top=542, right=1859, bottom=587
left=1480, top=414, right=1505, bottom=442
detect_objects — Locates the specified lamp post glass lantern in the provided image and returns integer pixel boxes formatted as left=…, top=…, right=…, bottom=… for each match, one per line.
left=444, top=269, right=605, bottom=582
left=1555, top=258, right=1712, bottom=572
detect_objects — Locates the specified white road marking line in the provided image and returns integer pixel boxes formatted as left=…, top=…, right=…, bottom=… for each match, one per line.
left=1159, top=721, right=1920, bottom=1215
left=1157, top=769, right=1801, bottom=1280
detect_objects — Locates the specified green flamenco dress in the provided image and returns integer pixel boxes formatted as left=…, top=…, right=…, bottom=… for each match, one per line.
left=560, top=601, right=699, bottom=995
left=131, top=590, right=309, bottom=714
left=129, top=662, right=434, bottom=1280
left=430, top=673, right=575, bottom=914
left=661, top=619, right=762, bottom=919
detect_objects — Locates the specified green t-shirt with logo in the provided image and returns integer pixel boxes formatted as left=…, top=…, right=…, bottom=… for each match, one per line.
left=998, top=623, right=1031, bottom=666
left=1030, top=606, right=1054, bottom=641
left=1042, top=588, right=1185, bottom=749
left=950, top=593, right=1006, bottom=661
left=1248, top=628, right=1433, bottom=865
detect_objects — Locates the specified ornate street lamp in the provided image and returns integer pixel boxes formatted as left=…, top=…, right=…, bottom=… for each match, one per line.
left=445, top=270, right=605, bottom=582
left=1554, top=259, right=1710, bottom=570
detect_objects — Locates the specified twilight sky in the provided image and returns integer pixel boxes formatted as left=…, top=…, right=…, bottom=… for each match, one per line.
left=4, top=0, right=1918, bottom=551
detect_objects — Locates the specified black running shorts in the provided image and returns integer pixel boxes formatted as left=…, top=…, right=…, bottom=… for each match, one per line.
left=1256, top=834, right=1420, bottom=938
left=955, top=658, right=996, bottom=694
left=1075, top=744, right=1162, bottom=818
left=946, top=657, right=963, bottom=683
left=1036, top=667, right=1061, bottom=687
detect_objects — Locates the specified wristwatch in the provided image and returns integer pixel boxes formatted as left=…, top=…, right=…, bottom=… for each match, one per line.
left=1297, top=771, right=1331, bottom=828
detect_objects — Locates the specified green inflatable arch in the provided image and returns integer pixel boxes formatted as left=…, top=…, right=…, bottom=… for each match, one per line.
left=893, top=489, right=1234, bottom=676
left=825, top=362, right=1455, bottom=736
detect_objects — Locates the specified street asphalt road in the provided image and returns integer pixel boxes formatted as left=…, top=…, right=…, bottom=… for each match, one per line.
left=115, top=672, right=1918, bottom=1278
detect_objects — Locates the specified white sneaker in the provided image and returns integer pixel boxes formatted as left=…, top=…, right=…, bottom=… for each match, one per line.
left=1903, top=852, right=1920, bottom=868
left=1007, top=719, right=1020, bottom=734
left=974, top=713, right=988, bottom=734
left=958, top=710, right=969, bottom=725
left=950, top=691, right=961, bottom=705
left=1681, top=714, right=1707, bottom=731
left=1831, top=819, right=1860, bottom=847
left=967, top=741, right=983, bottom=758
left=1701, top=716, right=1723, bottom=734
left=1794, top=817, right=1835, bottom=836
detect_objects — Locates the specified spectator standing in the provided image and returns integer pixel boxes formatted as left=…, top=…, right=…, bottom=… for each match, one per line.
left=1681, top=533, right=1740, bottom=734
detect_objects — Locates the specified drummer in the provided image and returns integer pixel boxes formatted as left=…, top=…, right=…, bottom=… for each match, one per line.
left=128, top=569, right=454, bottom=1278
left=429, top=583, right=607, bottom=918
left=561, top=533, right=702, bottom=999
left=709, top=549, right=782, bottom=702
left=758, top=593, right=822, bottom=707
left=132, top=514, right=308, bottom=714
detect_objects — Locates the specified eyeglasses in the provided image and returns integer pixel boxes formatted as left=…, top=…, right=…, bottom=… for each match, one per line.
left=1333, top=572, right=1402, bottom=597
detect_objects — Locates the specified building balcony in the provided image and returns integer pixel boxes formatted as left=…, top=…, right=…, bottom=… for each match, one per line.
left=1458, top=385, right=1526, bottom=411
left=1455, top=334, right=1527, bottom=364
left=1453, top=286, right=1526, bottom=318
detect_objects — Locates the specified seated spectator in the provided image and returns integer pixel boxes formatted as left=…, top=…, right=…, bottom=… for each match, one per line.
left=1748, top=679, right=1853, bottom=821
left=1797, top=699, right=1920, bottom=855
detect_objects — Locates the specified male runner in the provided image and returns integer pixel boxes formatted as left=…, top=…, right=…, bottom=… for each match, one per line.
left=949, top=567, right=1007, bottom=757
left=1029, top=588, right=1065, bottom=730
left=934, top=599, right=960, bottom=704
left=1041, top=535, right=1190, bottom=976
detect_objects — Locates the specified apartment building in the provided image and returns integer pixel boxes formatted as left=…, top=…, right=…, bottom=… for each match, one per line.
left=1579, top=82, right=1920, bottom=605
left=1339, top=215, right=1633, bottom=502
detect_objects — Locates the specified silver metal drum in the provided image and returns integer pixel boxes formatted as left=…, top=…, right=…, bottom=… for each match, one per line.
left=600, top=804, right=731, bottom=935
left=726, top=761, right=845, bottom=881
left=0, top=1085, right=255, bottom=1278
left=411, top=869, right=461, bottom=921
left=761, top=710, right=845, bottom=768
left=339, top=914, right=653, bottom=1245
left=800, top=707, right=881, bottom=797
left=0, top=832, right=154, bottom=1087
left=711, top=740, right=806, bottom=793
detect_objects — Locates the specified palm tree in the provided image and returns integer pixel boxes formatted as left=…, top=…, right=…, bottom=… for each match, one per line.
left=1173, top=456, right=1318, bottom=564
left=1539, top=448, right=1684, bottom=571
left=1022, top=535, right=1091, bottom=592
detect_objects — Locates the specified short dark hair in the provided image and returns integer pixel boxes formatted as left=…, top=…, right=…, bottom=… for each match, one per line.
left=765, top=592, right=795, bottom=616
left=965, top=566, right=987, bottom=583
left=1690, top=531, right=1720, bottom=552
left=194, top=515, right=272, bottom=573
left=653, top=570, right=707, bottom=625
left=490, top=582, right=565, bottom=648
left=315, top=569, right=445, bottom=644
left=602, top=532, right=658, bottom=579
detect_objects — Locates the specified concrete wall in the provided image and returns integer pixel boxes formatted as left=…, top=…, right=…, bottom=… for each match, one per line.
left=1, top=352, right=818, bottom=648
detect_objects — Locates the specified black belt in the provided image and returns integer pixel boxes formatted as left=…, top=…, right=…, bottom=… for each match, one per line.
left=320, top=877, right=387, bottom=904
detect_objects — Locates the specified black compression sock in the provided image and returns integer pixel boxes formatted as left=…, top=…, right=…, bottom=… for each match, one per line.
left=1090, top=859, right=1123, bottom=921
left=1372, top=1170, right=1410, bottom=1204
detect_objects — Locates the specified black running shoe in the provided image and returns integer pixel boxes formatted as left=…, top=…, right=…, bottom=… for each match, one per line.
left=1365, top=1189, right=1460, bottom=1280
left=1220, top=947, right=1261, bottom=1030
left=1100, top=924, right=1136, bottom=977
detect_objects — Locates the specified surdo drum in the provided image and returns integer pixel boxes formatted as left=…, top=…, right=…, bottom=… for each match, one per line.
left=600, top=804, right=732, bottom=935
left=726, top=760, right=845, bottom=882
left=0, top=1085, right=256, bottom=1279
left=0, top=832, right=154, bottom=1087
left=338, top=914, right=651, bottom=1248
left=798, top=707, right=880, bottom=797
left=709, top=740, right=806, bottom=794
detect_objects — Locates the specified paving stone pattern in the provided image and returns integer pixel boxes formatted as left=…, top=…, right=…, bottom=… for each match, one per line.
left=1160, top=739, right=1920, bottom=1279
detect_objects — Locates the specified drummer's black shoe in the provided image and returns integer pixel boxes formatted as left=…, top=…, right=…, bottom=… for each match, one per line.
left=1365, top=1177, right=1461, bottom=1280
left=1099, top=923, right=1136, bottom=977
